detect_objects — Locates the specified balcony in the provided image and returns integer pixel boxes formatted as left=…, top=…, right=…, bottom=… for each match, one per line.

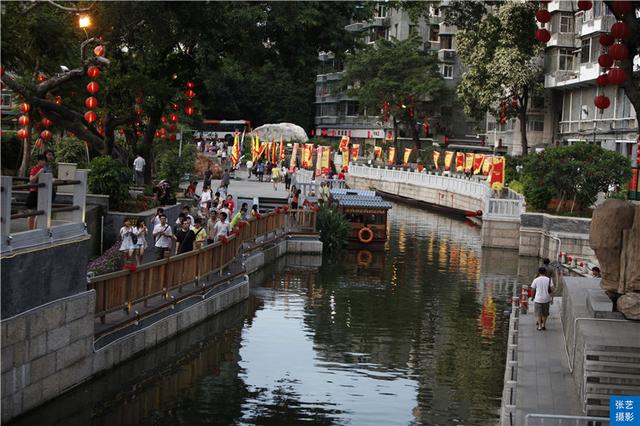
left=547, top=32, right=577, bottom=48
left=581, top=14, right=616, bottom=37
left=344, top=16, right=390, bottom=33
left=548, top=0, right=575, bottom=13
left=439, top=23, right=456, bottom=34
left=544, top=61, right=600, bottom=88
left=438, top=49, right=456, bottom=62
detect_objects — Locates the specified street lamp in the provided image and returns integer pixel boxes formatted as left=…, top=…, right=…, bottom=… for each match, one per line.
left=78, top=15, right=91, bottom=29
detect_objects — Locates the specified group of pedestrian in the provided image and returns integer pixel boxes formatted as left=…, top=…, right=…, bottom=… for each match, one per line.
left=247, top=160, right=292, bottom=191
left=118, top=218, right=149, bottom=265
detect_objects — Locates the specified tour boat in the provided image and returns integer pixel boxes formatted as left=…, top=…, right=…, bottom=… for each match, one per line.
left=330, top=189, right=392, bottom=249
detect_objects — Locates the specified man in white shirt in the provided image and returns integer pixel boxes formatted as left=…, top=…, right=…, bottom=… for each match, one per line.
left=531, top=267, right=555, bottom=331
left=212, top=211, right=230, bottom=240
left=153, top=214, right=176, bottom=260
left=133, top=154, right=146, bottom=186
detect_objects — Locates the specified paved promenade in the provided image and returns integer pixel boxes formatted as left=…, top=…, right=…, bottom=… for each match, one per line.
left=515, top=298, right=581, bottom=426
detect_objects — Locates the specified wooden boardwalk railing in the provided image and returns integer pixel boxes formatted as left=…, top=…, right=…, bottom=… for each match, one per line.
left=87, top=209, right=316, bottom=326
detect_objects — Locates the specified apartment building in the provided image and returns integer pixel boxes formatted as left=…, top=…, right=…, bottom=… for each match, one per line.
left=314, top=2, right=476, bottom=145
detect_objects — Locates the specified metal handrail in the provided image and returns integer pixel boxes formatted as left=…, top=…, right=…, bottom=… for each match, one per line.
left=524, top=413, right=609, bottom=426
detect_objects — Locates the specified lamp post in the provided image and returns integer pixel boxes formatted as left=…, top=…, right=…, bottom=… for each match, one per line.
left=78, top=14, right=91, bottom=39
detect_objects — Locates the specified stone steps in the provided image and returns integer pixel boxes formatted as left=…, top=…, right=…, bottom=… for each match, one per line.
left=584, top=360, right=640, bottom=375
left=585, top=371, right=640, bottom=386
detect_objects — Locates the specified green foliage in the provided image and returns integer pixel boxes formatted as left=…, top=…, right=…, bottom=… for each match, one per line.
left=316, top=206, right=350, bottom=253
left=154, top=142, right=197, bottom=189
left=505, top=155, right=524, bottom=183
left=56, top=137, right=89, bottom=169
left=88, top=156, right=132, bottom=210
left=507, top=179, right=524, bottom=195
left=521, top=144, right=631, bottom=210
left=1, top=131, right=21, bottom=175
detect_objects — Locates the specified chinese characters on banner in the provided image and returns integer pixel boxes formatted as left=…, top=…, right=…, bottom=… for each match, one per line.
left=433, top=151, right=441, bottom=170
left=315, top=146, right=323, bottom=175
left=340, top=136, right=350, bottom=169
left=482, top=155, right=492, bottom=176
left=444, top=151, right=454, bottom=171
left=289, top=142, right=299, bottom=172
left=387, top=147, right=396, bottom=165
left=489, top=156, right=506, bottom=190
left=464, top=153, right=474, bottom=174
left=374, top=146, right=382, bottom=159
left=321, top=147, right=331, bottom=174
left=302, top=143, right=314, bottom=169
left=473, top=153, right=484, bottom=175
left=455, top=152, right=465, bottom=172
left=351, top=144, right=360, bottom=161
left=403, top=148, right=412, bottom=165
left=231, top=131, right=240, bottom=168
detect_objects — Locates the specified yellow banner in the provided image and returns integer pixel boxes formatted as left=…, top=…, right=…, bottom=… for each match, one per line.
left=387, top=147, right=396, bottom=165
left=489, top=156, right=506, bottom=190
left=433, top=151, right=440, bottom=170
left=339, top=135, right=349, bottom=152
left=403, top=148, right=412, bottom=165
left=290, top=142, right=299, bottom=171
left=482, top=155, right=492, bottom=176
left=231, top=131, right=240, bottom=167
left=315, top=146, right=323, bottom=175
left=374, top=146, right=382, bottom=159
left=279, top=134, right=285, bottom=163
left=465, top=153, right=474, bottom=173
left=341, top=147, right=349, bottom=169
left=455, top=152, right=464, bottom=172
left=444, top=151, right=454, bottom=171
left=321, top=147, right=331, bottom=175
left=473, top=153, right=484, bottom=175
left=352, top=144, right=360, bottom=161
left=302, top=143, right=314, bottom=169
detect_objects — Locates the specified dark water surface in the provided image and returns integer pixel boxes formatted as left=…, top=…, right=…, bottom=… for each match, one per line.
left=15, top=204, right=537, bottom=426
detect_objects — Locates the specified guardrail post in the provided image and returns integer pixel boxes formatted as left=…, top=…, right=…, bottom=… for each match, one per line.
left=73, top=169, right=88, bottom=223
left=1, top=176, right=12, bottom=241
left=37, top=172, right=53, bottom=230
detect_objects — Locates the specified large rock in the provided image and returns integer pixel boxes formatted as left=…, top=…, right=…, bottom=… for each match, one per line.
left=620, top=206, right=640, bottom=293
left=589, top=199, right=635, bottom=292
left=617, top=292, right=640, bottom=320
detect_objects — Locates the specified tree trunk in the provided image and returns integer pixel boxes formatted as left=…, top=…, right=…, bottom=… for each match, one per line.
left=18, top=137, right=31, bottom=177
left=393, top=116, right=399, bottom=164
left=518, top=86, right=529, bottom=155
left=411, top=120, right=421, bottom=150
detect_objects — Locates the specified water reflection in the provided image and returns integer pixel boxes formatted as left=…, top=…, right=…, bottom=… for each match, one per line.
left=13, top=203, right=526, bottom=426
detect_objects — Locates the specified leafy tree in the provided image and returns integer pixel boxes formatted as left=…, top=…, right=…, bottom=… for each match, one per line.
left=154, top=142, right=197, bottom=194
left=316, top=206, right=349, bottom=253
left=56, top=137, right=90, bottom=169
left=343, top=36, right=445, bottom=151
left=88, top=156, right=132, bottom=210
left=521, top=144, right=631, bottom=211
left=453, top=1, right=541, bottom=155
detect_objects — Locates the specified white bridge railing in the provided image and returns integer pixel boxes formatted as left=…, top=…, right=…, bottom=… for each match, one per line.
left=348, top=164, right=525, bottom=220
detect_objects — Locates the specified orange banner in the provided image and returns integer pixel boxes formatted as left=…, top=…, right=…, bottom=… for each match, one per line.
left=403, top=148, right=412, bottom=165
left=455, top=152, right=464, bottom=172
left=465, top=153, right=474, bottom=173
left=444, top=151, right=454, bottom=171
left=290, top=142, right=299, bottom=172
left=231, top=131, right=240, bottom=168
left=433, top=151, right=441, bottom=170
left=322, top=147, right=331, bottom=174
left=482, top=155, right=492, bottom=176
left=315, top=146, right=323, bottom=175
left=302, top=143, right=314, bottom=169
left=374, top=146, right=382, bottom=159
left=387, top=147, right=396, bottom=165
left=489, top=156, right=506, bottom=190
left=473, top=153, right=484, bottom=175
left=279, top=135, right=285, bottom=163
left=339, top=135, right=349, bottom=152
left=351, top=144, right=360, bottom=161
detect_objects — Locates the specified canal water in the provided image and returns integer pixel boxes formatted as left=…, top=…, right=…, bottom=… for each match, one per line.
left=14, top=204, right=538, bottom=426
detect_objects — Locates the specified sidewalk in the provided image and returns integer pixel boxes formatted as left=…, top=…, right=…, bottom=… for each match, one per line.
left=515, top=298, right=582, bottom=426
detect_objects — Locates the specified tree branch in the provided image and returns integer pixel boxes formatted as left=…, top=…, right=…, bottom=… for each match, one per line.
left=44, top=0, right=95, bottom=12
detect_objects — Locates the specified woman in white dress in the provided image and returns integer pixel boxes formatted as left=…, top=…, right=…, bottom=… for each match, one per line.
left=133, top=219, right=148, bottom=265
left=200, top=185, right=213, bottom=210
left=119, top=219, right=136, bottom=264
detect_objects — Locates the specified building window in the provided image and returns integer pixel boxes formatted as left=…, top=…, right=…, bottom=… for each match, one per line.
left=441, top=64, right=453, bottom=79
left=528, top=117, right=544, bottom=132
left=440, top=34, right=453, bottom=50
left=375, top=3, right=387, bottom=18
left=430, top=25, right=439, bottom=42
left=590, top=37, right=600, bottom=62
left=558, top=48, right=574, bottom=71
left=580, top=38, right=591, bottom=63
left=431, top=6, right=440, bottom=17
left=560, top=13, right=574, bottom=33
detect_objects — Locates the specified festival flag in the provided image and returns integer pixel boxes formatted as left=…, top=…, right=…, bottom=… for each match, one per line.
left=433, top=150, right=441, bottom=170
left=374, top=146, right=382, bottom=159
left=290, top=142, right=299, bottom=172
left=256, top=143, right=266, bottom=161
left=423, top=113, right=429, bottom=135
left=473, top=153, right=484, bottom=175
left=342, top=146, right=349, bottom=169
left=231, top=131, right=241, bottom=168
left=322, top=147, right=331, bottom=174
left=455, top=152, right=464, bottom=172
left=339, top=135, right=349, bottom=152
left=444, top=151, right=454, bottom=171
left=302, top=143, right=314, bottom=169
left=351, top=144, right=360, bottom=161
left=464, top=153, right=474, bottom=174
left=489, top=156, right=506, bottom=190
left=279, top=134, right=285, bottom=164
left=250, top=134, right=257, bottom=162
left=482, top=155, right=492, bottom=176
left=403, top=148, right=412, bottom=165
left=387, top=147, right=396, bottom=165
left=315, top=146, right=323, bottom=175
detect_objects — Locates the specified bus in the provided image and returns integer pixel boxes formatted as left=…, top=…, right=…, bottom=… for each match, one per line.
left=192, top=119, right=252, bottom=144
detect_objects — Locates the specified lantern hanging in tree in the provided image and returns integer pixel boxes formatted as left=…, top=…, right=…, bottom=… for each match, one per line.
left=87, top=66, right=100, bottom=78
left=171, top=103, right=179, bottom=111
left=612, top=0, right=633, bottom=16
left=607, top=67, right=627, bottom=85
left=40, top=130, right=52, bottom=141
left=161, top=116, right=167, bottom=123
left=186, top=81, right=195, bottom=89
left=85, top=96, right=98, bottom=109
left=18, top=115, right=30, bottom=126
left=611, top=22, right=630, bottom=39
left=535, top=29, right=551, bottom=43
left=598, top=54, right=613, bottom=68
left=41, top=117, right=53, bottom=128
left=596, top=74, right=609, bottom=86
left=159, top=127, right=167, bottom=135
left=535, top=9, right=551, bottom=23
left=169, top=113, right=178, bottom=122
left=599, top=33, right=614, bottom=47
left=84, top=110, right=97, bottom=123
left=609, top=43, right=629, bottom=61
left=93, top=45, right=105, bottom=57
left=54, top=96, right=62, bottom=105
left=169, top=133, right=177, bottom=141
left=185, top=106, right=194, bottom=116
left=87, top=81, right=99, bottom=94
left=577, top=1, right=592, bottom=11
left=17, top=129, right=29, bottom=139
left=185, top=90, right=195, bottom=98
left=19, top=102, right=30, bottom=113
left=594, top=95, right=610, bottom=110
left=169, top=124, right=178, bottom=132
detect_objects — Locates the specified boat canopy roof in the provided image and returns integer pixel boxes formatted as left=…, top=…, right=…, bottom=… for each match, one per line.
left=330, top=189, right=393, bottom=210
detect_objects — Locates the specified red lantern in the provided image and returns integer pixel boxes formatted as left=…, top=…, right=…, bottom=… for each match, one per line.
left=186, top=81, right=195, bottom=89
left=36, top=72, right=47, bottom=82
left=18, top=115, right=30, bottom=126
left=609, top=43, right=629, bottom=61
left=185, top=100, right=193, bottom=107
left=612, top=0, right=633, bottom=16
left=41, top=118, right=53, bottom=128
left=161, top=116, right=167, bottom=123
left=159, top=128, right=167, bottom=135
left=598, top=54, right=613, bottom=68
left=54, top=96, right=62, bottom=105
left=169, top=134, right=177, bottom=141
left=221, top=236, right=228, bottom=244
left=17, top=129, right=29, bottom=139
left=184, top=106, right=194, bottom=116
left=86, top=81, right=99, bottom=94
left=93, top=45, right=105, bottom=57
left=535, top=29, right=551, bottom=43
left=20, top=102, right=30, bottom=113
left=85, top=96, right=98, bottom=109
left=185, top=90, right=195, bottom=98
left=599, top=33, right=614, bottom=47
left=535, top=10, right=551, bottom=23
left=611, top=22, right=630, bottom=39
left=577, top=1, right=592, bottom=11
left=594, top=95, right=610, bottom=110
left=608, top=67, right=627, bottom=85
left=169, top=113, right=178, bottom=122
left=596, top=74, right=609, bottom=86
left=40, top=130, right=52, bottom=141
left=135, top=96, right=143, bottom=105
left=155, top=131, right=161, bottom=138
left=86, top=66, right=100, bottom=79
left=169, top=124, right=177, bottom=132
left=171, top=103, right=179, bottom=111
left=84, top=111, right=97, bottom=123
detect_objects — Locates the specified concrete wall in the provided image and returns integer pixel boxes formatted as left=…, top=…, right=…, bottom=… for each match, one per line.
left=1, top=238, right=91, bottom=319
left=519, top=213, right=593, bottom=261
left=481, top=218, right=521, bottom=250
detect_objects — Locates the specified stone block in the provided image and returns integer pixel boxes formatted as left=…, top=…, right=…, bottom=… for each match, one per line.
left=67, top=317, right=94, bottom=343
left=47, top=326, right=71, bottom=352
left=133, top=331, right=146, bottom=355
left=13, top=341, right=27, bottom=367
left=1, top=396, right=13, bottom=423
left=41, top=372, right=61, bottom=402
left=57, top=357, right=91, bottom=393
left=27, top=333, right=47, bottom=362
left=42, top=302, right=66, bottom=331
left=56, top=338, right=91, bottom=371
left=4, top=316, right=26, bottom=346
left=65, top=296, right=89, bottom=323
left=30, top=352, right=56, bottom=383
left=21, top=383, right=42, bottom=411
left=144, top=327, right=157, bottom=349
left=118, top=336, right=135, bottom=362
left=156, top=321, right=169, bottom=344
left=1, top=346, right=13, bottom=373
left=92, top=349, right=106, bottom=374
left=2, top=370, right=14, bottom=396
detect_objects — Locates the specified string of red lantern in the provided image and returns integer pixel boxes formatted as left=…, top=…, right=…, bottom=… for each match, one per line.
left=17, top=102, right=30, bottom=140
left=534, top=1, right=551, bottom=44
left=84, top=47, right=104, bottom=124
left=595, top=8, right=631, bottom=111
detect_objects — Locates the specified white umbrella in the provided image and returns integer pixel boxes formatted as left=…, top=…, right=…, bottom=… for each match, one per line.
left=253, top=123, right=309, bottom=143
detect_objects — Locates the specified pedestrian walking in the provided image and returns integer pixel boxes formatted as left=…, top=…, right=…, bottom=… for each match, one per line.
left=271, top=165, right=280, bottom=190
left=26, top=154, right=48, bottom=230
left=221, top=169, right=231, bottom=193
left=153, top=214, right=176, bottom=260
left=531, top=267, right=555, bottom=331
left=213, top=211, right=230, bottom=240
left=204, top=166, right=213, bottom=189
left=175, top=218, right=196, bottom=254
left=200, top=185, right=213, bottom=210
left=133, top=154, right=146, bottom=186
left=256, top=160, right=265, bottom=182
left=246, top=160, right=254, bottom=180
left=119, top=219, right=136, bottom=264
left=133, top=219, right=148, bottom=265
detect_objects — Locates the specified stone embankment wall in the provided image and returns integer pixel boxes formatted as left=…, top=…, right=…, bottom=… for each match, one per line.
left=519, top=213, right=593, bottom=260
left=0, top=236, right=322, bottom=422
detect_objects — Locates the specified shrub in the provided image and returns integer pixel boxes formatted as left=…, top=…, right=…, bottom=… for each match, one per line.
left=88, top=156, right=132, bottom=210
left=87, top=240, right=123, bottom=276
left=1, top=131, right=21, bottom=175
left=155, top=142, right=196, bottom=191
left=316, top=206, right=349, bottom=253
left=507, top=179, right=524, bottom=194
left=56, top=137, right=89, bottom=168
